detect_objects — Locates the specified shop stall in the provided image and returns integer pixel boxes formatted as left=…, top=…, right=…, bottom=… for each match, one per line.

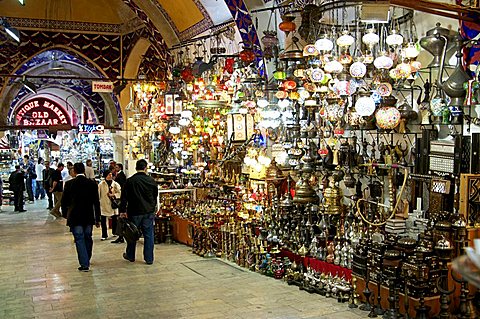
left=115, top=1, right=480, bottom=317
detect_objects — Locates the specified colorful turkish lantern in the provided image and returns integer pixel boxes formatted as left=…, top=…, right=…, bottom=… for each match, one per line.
left=279, top=15, right=296, bottom=36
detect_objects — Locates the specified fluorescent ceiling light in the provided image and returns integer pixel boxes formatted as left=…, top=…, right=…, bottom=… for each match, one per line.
left=1, top=18, right=20, bottom=42
left=5, top=27, right=20, bottom=42
left=361, top=2, right=391, bottom=23
left=21, top=76, right=37, bottom=94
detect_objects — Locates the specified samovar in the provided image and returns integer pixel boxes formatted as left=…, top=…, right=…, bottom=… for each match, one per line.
left=293, top=174, right=319, bottom=204
left=419, top=23, right=456, bottom=68
left=323, top=178, right=343, bottom=215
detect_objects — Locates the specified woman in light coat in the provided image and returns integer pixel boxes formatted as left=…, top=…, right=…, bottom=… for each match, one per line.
left=98, top=170, right=121, bottom=240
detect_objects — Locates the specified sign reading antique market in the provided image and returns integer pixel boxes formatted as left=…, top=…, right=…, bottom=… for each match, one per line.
left=16, top=97, right=71, bottom=127
left=78, top=124, right=104, bottom=134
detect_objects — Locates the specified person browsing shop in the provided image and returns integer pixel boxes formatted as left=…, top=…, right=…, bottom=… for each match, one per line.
left=111, top=162, right=126, bottom=244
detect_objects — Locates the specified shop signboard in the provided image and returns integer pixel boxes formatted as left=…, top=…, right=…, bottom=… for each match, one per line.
left=15, top=97, right=71, bottom=127
left=78, top=124, right=104, bottom=135
left=92, top=81, right=114, bottom=93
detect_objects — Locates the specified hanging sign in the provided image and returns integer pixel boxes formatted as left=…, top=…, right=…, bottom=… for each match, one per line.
left=78, top=124, right=104, bottom=134
left=92, top=81, right=114, bottom=93
left=16, top=98, right=71, bottom=127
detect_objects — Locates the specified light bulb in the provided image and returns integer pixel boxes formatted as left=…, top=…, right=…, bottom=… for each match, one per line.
left=178, top=118, right=190, bottom=126
left=324, top=60, right=343, bottom=73
left=181, top=110, right=192, bottom=118
left=404, top=42, right=420, bottom=59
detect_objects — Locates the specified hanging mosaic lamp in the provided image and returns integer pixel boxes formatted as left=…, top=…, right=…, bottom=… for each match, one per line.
left=279, top=15, right=296, bottom=36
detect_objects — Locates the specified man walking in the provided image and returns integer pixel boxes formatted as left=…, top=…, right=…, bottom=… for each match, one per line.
left=114, top=163, right=126, bottom=188
left=43, top=161, right=55, bottom=210
left=23, top=155, right=35, bottom=203
left=35, top=158, right=45, bottom=200
left=119, top=159, right=158, bottom=264
left=85, top=159, right=95, bottom=180
left=49, top=163, right=64, bottom=218
left=9, top=165, right=26, bottom=212
left=62, top=163, right=101, bottom=272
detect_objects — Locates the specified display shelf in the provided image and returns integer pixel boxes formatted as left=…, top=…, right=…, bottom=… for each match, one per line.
left=0, top=149, right=13, bottom=205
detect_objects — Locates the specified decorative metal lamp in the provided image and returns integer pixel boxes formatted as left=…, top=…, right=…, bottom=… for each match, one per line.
left=226, top=112, right=254, bottom=142
left=164, top=91, right=183, bottom=116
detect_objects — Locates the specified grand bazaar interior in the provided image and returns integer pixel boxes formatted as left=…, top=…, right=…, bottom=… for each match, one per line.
left=1, top=0, right=480, bottom=318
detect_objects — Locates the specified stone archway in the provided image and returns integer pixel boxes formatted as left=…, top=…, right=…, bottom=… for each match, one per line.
left=0, top=47, right=123, bottom=127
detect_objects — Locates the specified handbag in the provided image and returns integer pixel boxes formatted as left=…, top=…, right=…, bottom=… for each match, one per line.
left=110, top=197, right=121, bottom=209
left=118, top=217, right=142, bottom=243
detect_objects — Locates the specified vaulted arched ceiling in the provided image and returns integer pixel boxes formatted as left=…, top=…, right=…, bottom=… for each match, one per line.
left=0, top=0, right=236, bottom=47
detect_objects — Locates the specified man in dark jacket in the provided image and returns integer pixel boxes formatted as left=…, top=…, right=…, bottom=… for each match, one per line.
left=9, top=165, right=26, bottom=212
left=42, top=161, right=55, bottom=210
left=114, top=163, right=126, bottom=188
left=62, top=163, right=101, bottom=272
left=119, top=159, right=158, bottom=264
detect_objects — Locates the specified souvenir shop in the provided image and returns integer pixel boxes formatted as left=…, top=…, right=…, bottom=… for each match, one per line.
left=1, top=0, right=480, bottom=317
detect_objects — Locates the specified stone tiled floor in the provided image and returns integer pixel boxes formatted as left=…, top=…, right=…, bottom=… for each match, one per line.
left=0, top=200, right=366, bottom=319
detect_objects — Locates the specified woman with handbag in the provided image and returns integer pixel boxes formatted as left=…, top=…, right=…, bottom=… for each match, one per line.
left=98, top=170, right=121, bottom=240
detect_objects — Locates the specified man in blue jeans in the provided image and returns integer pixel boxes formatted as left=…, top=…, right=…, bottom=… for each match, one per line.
left=61, top=163, right=101, bottom=272
left=119, top=159, right=158, bottom=264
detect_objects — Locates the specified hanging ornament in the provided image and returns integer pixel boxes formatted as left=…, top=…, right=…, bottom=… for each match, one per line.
left=362, top=29, right=380, bottom=48
left=336, top=30, right=355, bottom=48
left=386, top=30, right=404, bottom=47
left=239, top=47, right=256, bottom=64
left=315, top=35, right=334, bottom=52
left=279, top=15, right=296, bottom=36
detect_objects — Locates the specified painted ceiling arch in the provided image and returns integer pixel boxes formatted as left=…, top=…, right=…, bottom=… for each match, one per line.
left=0, top=0, right=268, bottom=127
left=0, top=48, right=123, bottom=127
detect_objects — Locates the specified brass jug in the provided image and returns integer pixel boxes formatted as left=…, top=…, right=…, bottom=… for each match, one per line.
left=420, top=23, right=456, bottom=68
left=438, top=33, right=471, bottom=107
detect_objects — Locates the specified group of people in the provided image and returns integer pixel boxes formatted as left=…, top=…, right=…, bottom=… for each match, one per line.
left=8, top=156, right=98, bottom=214
left=8, top=156, right=159, bottom=271
left=60, top=159, right=158, bottom=272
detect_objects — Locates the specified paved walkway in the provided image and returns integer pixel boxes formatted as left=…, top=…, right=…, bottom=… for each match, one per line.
left=0, top=200, right=365, bottom=319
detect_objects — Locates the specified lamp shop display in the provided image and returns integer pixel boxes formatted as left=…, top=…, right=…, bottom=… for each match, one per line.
left=126, top=2, right=480, bottom=318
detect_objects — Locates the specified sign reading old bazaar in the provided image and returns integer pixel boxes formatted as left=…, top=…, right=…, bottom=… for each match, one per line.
left=16, top=98, right=71, bottom=127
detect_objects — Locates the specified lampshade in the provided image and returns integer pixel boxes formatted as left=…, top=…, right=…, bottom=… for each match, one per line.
left=164, top=92, right=183, bottom=115
left=226, top=113, right=255, bottom=142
